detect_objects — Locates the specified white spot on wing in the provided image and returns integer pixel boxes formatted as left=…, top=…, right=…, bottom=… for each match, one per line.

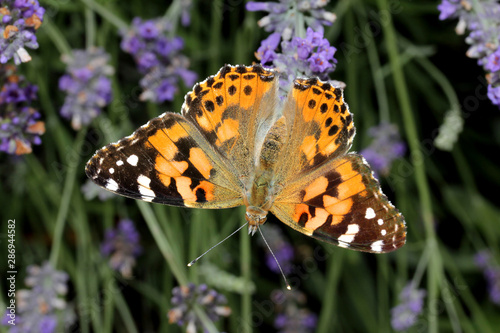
left=381, top=229, right=387, bottom=236
left=138, top=175, right=154, bottom=202
left=371, top=240, right=384, bottom=252
left=106, top=179, right=119, bottom=191
left=109, top=168, right=114, bottom=174
left=378, top=219, right=384, bottom=225
left=338, top=224, right=359, bottom=246
left=365, top=207, right=376, bottom=219
left=116, top=160, right=123, bottom=166
left=127, top=154, right=139, bottom=166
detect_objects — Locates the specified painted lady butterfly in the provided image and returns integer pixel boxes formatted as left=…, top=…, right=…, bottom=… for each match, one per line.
left=86, top=64, right=406, bottom=253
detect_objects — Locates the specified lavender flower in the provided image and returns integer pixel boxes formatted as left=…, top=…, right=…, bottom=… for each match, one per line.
left=258, top=224, right=295, bottom=274
left=474, top=250, right=500, bottom=304
left=178, top=0, right=193, bottom=27
left=260, top=27, right=338, bottom=95
left=249, top=0, right=339, bottom=95
left=438, top=0, right=500, bottom=108
left=1, top=262, right=75, bottom=332
left=390, top=283, right=426, bottom=331
left=58, top=47, right=113, bottom=130
left=274, top=310, right=317, bottom=333
left=168, top=283, right=231, bottom=333
left=246, top=0, right=336, bottom=41
left=101, top=219, right=142, bottom=278
left=120, top=17, right=197, bottom=103
left=1, top=64, right=44, bottom=155
left=0, top=0, right=45, bottom=64
left=270, top=289, right=317, bottom=333
left=360, top=123, right=406, bottom=176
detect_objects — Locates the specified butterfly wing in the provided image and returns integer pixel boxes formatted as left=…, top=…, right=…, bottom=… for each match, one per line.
left=271, top=78, right=405, bottom=252
left=181, top=64, right=280, bottom=182
left=86, top=64, right=280, bottom=209
left=86, top=113, right=244, bottom=208
left=272, top=154, right=406, bottom=253
left=273, top=78, right=355, bottom=186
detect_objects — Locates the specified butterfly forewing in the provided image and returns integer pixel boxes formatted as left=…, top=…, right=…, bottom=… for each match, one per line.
left=274, top=78, right=355, bottom=186
left=181, top=64, right=280, bottom=181
left=86, top=113, right=243, bottom=208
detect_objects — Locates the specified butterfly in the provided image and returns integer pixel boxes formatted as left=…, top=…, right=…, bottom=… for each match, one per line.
left=86, top=64, right=406, bottom=253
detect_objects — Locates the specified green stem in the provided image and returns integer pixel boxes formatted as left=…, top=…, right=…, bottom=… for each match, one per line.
left=165, top=0, right=182, bottom=36
left=49, top=128, right=87, bottom=266
left=412, top=52, right=460, bottom=110
left=356, top=7, right=390, bottom=123
left=80, top=0, right=128, bottom=31
left=136, top=202, right=188, bottom=285
left=42, top=17, right=72, bottom=55
left=375, top=1, right=439, bottom=332
left=316, top=249, right=343, bottom=333
left=85, top=7, right=96, bottom=49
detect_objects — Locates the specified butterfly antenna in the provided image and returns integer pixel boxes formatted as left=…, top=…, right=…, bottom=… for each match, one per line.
left=187, top=222, right=249, bottom=267
left=257, top=225, right=292, bottom=290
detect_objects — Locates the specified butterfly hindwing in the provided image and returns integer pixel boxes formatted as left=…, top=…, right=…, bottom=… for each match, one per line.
left=86, top=113, right=244, bottom=208
left=272, top=153, right=406, bottom=253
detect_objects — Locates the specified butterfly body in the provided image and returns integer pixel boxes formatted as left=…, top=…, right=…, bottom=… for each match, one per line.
left=86, top=64, right=406, bottom=253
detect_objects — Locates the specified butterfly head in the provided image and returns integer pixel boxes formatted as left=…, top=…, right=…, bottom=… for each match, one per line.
left=246, top=206, right=268, bottom=236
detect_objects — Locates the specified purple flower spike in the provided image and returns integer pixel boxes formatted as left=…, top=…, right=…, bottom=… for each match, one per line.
left=438, top=0, right=500, bottom=108
left=0, top=262, right=75, bottom=332
left=360, top=123, right=406, bottom=177
left=168, top=283, right=231, bottom=331
left=246, top=0, right=334, bottom=40
left=272, top=289, right=317, bottom=333
left=391, top=283, right=426, bottom=331
left=58, top=48, right=113, bottom=130
left=437, top=0, right=462, bottom=20
left=1, top=64, right=44, bottom=155
left=487, top=85, right=500, bottom=106
left=485, top=49, right=500, bottom=73
left=0, top=0, right=45, bottom=64
left=120, top=17, right=197, bottom=103
left=256, top=32, right=281, bottom=64
left=101, top=219, right=142, bottom=278
left=258, top=224, right=295, bottom=274
left=474, top=250, right=500, bottom=305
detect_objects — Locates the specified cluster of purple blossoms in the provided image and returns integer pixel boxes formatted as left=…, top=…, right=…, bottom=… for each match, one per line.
left=0, top=64, right=44, bottom=154
left=58, top=47, right=113, bottom=130
left=248, top=1, right=338, bottom=94
left=390, top=283, right=426, bottom=331
left=474, top=250, right=500, bottom=304
left=101, top=219, right=142, bottom=278
left=168, top=283, right=231, bottom=333
left=0, top=0, right=44, bottom=64
left=1, top=262, right=75, bottom=333
left=258, top=224, right=295, bottom=274
left=360, top=123, right=406, bottom=177
left=246, top=0, right=336, bottom=41
left=270, top=289, right=317, bottom=333
left=120, top=17, right=197, bottom=103
left=438, top=0, right=500, bottom=108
